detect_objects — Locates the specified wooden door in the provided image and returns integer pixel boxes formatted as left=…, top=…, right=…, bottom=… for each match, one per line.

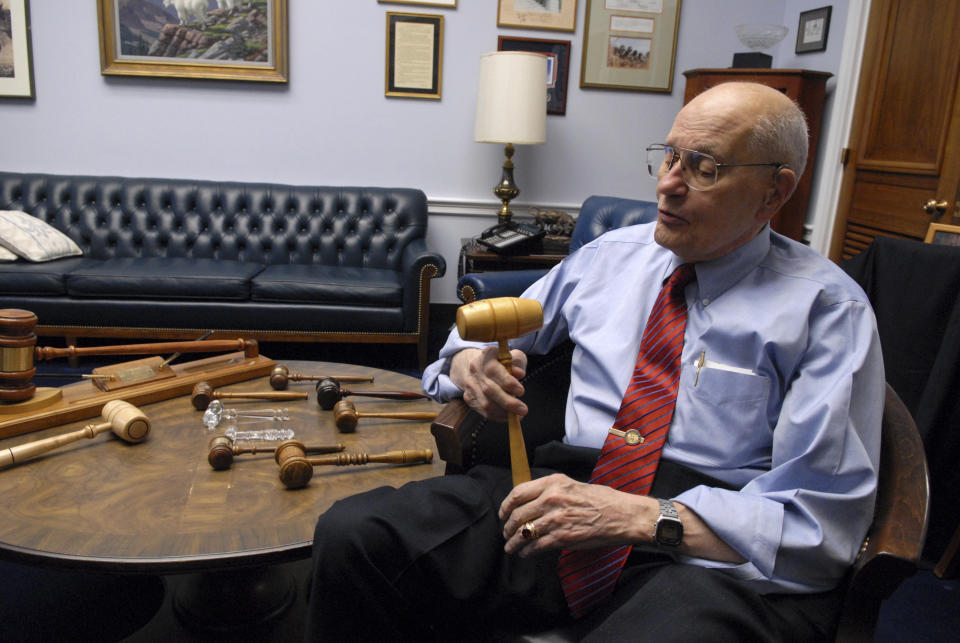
left=830, top=0, right=960, bottom=260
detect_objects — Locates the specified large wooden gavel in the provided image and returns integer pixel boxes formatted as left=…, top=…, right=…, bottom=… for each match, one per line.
left=456, top=297, right=543, bottom=486
left=0, top=309, right=258, bottom=403
left=207, top=434, right=345, bottom=470
left=0, top=400, right=149, bottom=469
left=268, top=365, right=374, bottom=391
left=332, top=400, right=438, bottom=434
left=314, top=377, right=429, bottom=411
left=274, top=439, right=433, bottom=489
left=191, top=381, right=308, bottom=411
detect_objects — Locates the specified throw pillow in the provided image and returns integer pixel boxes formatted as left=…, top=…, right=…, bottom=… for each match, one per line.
left=0, top=210, right=83, bottom=262
left=0, top=245, right=17, bottom=262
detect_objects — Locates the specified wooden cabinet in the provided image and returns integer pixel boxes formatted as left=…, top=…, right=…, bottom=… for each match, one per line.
left=683, top=68, right=832, bottom=243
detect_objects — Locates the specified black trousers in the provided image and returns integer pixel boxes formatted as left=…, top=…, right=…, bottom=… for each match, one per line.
left=305, top=445, right=841, bottom=642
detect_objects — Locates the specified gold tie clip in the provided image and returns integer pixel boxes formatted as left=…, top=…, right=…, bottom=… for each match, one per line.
left=609, top=427, right=644, bottom=445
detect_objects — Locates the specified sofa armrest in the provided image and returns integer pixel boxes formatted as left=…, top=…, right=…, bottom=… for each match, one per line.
left=457, top=269, right=549, bottom=303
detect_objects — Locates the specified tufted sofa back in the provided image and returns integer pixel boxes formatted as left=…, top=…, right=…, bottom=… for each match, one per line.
left=570, top=195, right=659, bottom=252
left=0, top=172, right=428, bottom=269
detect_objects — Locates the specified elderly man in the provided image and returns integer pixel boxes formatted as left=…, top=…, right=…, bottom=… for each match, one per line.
left=305, top=83, right=883, bottom=642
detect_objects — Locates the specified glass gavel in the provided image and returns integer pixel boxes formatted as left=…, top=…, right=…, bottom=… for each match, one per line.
left=201, top=400, right=290, bottom=430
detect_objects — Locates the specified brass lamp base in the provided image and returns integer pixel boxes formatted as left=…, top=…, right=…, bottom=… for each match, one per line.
left=493, top=143, right=519, bottom=226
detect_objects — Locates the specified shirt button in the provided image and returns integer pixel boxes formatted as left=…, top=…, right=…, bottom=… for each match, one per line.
left=702, top=298, right=710, bottom=306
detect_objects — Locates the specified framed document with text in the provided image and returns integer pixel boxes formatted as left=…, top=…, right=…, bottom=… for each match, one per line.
left=386, top=12, right=444, bottom=99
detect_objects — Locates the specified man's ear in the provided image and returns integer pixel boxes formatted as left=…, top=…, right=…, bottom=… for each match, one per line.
left=763, top=167, right=798, bottom=213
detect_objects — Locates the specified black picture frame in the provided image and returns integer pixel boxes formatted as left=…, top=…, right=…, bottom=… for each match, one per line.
left=795, top=6, right=831, bottom=54
left=385, top=12, right=444, bottom=99
left=497, top=35, right=571, bottom=115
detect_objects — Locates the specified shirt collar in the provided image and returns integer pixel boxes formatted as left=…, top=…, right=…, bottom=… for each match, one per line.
left=669, top=225, right=772, bottom=303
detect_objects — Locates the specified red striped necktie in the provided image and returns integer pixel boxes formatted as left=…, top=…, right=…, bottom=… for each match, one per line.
left=557, top=263, right=696, bottom=618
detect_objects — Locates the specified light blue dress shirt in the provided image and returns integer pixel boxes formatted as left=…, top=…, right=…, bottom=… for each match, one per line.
left=422, top=223, right=884, bottom=595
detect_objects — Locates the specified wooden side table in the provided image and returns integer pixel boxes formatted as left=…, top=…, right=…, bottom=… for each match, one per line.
left=458, top=238, right=569, bottom=278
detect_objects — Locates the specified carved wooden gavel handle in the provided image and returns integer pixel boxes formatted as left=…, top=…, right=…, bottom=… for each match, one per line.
left=314, top=378, right=429, bottom=410
left=332, top=400, right=438, bottom=433
left=35, top=339, right=258, bottom=361
left=269, top=365, right=374, bottom=390
left=0, top=400, right=149, bottom=469
left=207, top=435, right=344, bottom=470
left=191, top=381, right=307, bottom=410
left=277, top=448, right=433, bottom=489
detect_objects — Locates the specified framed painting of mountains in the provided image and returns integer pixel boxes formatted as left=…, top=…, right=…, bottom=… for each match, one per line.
left=97, top=0, right=288, bottom=83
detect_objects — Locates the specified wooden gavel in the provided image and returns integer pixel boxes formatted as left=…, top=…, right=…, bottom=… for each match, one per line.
left=0, top=308, right=258, bottom=403
left=332, top=400, right=438, bottom=434
left=314, top=377, right=429, bottom=411
left=456, top=297, right=543, bottom=486
left=207, top=434, right=345, bottom=470
left=274, top=439, right=433, bottom=489
left=0, top=400, right=150, bottom=469
left=191, top=381, right=308, bottom=411
left=268, top=365, right=374, bottom=391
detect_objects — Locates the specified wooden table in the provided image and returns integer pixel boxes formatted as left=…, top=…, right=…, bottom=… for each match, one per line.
left=458, top=237, right=568, bottom=278
left=0, top=359, right=443, bottom=630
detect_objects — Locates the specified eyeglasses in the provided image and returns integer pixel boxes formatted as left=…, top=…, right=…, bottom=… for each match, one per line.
left=645, top=144, right=784, bottom=191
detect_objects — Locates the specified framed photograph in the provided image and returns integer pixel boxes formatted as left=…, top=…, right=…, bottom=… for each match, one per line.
left=0, top=0, right=35, bottom=99
left=386, top=12, right=443, bottom=99
left=96, top=0, right=289, bottom=83
left=498, top=0, right=577, bottom=33
left=379, top=0, right=456, bottom=6
left=924, top=223, right=960, bottom=246
left=580, top=0, right=682, bottom=93
left=796, top=6, right=831, bottom=54
left=498, top=36, right=571, bottom=115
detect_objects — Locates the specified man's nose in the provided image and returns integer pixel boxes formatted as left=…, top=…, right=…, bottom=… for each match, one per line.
left=657, top=161, right=687, bottom=195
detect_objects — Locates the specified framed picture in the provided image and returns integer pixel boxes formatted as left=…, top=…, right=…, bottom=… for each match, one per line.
left=498, top=36, right=571, bottom=115
left=925, top=223, right=960, bottom=246
left=385, top=12, right=443, bottom=99
left=379, top=0, right=456, bottom=6
left=0, top=0, right=35, bottom=99
left=498, top=0, right=577, bottom=33
left=580, top=0, right=682, bottom=93
left=795, top=6, right=831, bottom=54
left=96, top=0, right=289, bottom=83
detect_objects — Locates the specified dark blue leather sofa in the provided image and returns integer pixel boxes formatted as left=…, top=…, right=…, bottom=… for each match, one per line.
left=0, top=172, right=445, bottom=370
left=457, top=195, right=658, bottom=303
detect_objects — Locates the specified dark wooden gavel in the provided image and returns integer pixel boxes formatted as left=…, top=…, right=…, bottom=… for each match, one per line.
left=332, top=400, right=438, bottom=433
left=0, top=400, right=149, bottom=469
left=207, top=434, right=345, bottom=470
left=274, top=439, right=433, bottom=489
left=268, top=365, right=374, bottom=391
left=191, top=381, right=308, bottom=411
left=314, top=377, right=429, bottom=411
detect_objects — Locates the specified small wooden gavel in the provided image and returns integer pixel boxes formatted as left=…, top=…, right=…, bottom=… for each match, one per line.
left=314, top=377, right=430, bottom=411
left=191, top=381, right=308, bottom=411
left=269, top=365, right=374, bottom=391
left=332, top=400, right=438, bottom=434
left=274, top=439, right=433, bottom=489
left=0, top=400, right=149, bottom=469
left=207, top=434, right=345, bottom=470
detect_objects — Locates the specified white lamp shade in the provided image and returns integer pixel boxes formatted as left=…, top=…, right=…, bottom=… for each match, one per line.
left=474, top=51, right=547, bottom=145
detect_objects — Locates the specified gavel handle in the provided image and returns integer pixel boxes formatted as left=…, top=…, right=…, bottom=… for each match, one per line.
left=216, top=391, right=308, bottom=402
left=355, top=411, right=439, bottom=421
left=233, top=443, right=345, bottom=456
left=497, top=338, right=532, bottom=486
left=305, top=449, right=433, bottom=467
left=35, top=339, right=254, bottom=361
left=344, top=390, right=430, bottom=401
left=0, top=421, right=110, bottom=469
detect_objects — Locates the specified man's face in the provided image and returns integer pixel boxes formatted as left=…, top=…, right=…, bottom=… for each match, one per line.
left=653, top=93, right=776, bottom=263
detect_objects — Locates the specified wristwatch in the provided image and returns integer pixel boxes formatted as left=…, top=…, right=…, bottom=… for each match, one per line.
left=653, top=498, right=683, bottom=547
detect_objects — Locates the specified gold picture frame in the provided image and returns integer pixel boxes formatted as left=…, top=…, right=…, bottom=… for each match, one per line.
left=0, top=0, right=36, bottom=99
left=497, top=0, right=577, bottom=33
left=379, top=0, right=456, bottom=6
left=97, top=0, right=288, bottom=83
left=580, top=0, right=681, bottom=93
left=385, top=12, right=444, bottom=99
left=924, top=223, right=960, bottom=246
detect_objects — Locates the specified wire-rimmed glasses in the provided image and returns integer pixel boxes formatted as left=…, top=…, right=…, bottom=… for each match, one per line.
left=645, top=144, right=784, bottom=191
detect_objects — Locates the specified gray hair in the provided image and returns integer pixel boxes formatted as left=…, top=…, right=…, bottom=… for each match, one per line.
left=748, top=99, right=809, bottom=179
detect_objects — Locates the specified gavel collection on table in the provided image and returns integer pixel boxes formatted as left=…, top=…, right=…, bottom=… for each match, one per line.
left=0, top=297, right=543, bottom=489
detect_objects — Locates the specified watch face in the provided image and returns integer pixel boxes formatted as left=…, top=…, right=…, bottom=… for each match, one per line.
left=656, top=519, right=683, bottom=547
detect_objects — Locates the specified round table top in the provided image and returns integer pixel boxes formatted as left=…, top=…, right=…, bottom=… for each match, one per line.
left=0, top=360, right=444, bottom=572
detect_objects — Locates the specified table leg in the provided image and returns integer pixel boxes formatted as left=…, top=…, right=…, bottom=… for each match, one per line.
left=171, top=564, right=297, bottom=633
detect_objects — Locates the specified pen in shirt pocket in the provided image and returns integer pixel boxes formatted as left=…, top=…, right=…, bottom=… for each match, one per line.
left=693, top=350, right=758, bottom=385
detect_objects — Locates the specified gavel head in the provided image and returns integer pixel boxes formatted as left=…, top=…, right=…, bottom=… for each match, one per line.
left=191, top=381, right=215, bottom=410
left=207, top=435, right=234, bottom=470
left=275, top=440, right=312, bottom=489
left=0, top=308, right=39, bottom=403
left=269, top=365, right=290, bottom=390
left=315, top=377, right=342, bottom=410
left=456, top=297, right=543, bottom=343
left=101, top=399, right=151, bottom=443
left=332, top=400, right=359, bottom=433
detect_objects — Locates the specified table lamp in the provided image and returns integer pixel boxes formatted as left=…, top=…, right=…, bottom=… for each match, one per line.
left=474, top=51, right=548, bottom=227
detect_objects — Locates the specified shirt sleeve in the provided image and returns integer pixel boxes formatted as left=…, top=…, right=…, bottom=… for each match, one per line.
left=673, top=298, right=885, bottom=593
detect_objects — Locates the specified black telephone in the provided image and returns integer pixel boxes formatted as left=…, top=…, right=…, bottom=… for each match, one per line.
left=476, top=221, right=546, bottom=255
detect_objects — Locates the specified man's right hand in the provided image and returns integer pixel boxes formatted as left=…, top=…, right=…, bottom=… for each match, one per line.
left=449, top=346, right=528, bottom=422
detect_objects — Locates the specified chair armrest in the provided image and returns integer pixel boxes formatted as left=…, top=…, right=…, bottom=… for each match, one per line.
left=458, top=269, right=549, bottom=303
